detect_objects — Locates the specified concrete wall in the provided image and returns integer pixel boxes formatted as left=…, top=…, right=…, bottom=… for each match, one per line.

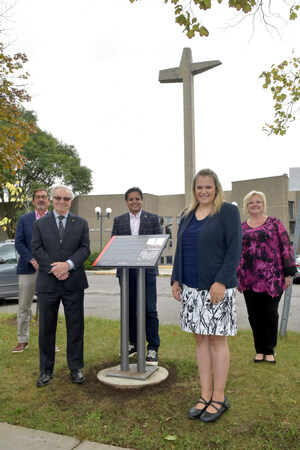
left=1, top=174, right=299, bottom=258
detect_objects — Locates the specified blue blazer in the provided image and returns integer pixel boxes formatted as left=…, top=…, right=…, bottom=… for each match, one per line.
left=171, top=202, right=242, bottom=290
left=112, top=210, right=163, bottom=276
left=15, top=211, right=38, bottom=274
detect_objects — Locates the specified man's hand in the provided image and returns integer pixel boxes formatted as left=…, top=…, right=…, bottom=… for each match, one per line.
left=30, top=258, right=39, bottom=271
left=50, top=262, right=70, bottom=279
left=56, top=272, right=70, bottom=281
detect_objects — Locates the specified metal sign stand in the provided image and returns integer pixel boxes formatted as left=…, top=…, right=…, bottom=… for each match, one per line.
left=93, top=234, right=169, bottom=381
left=107, top=268, right=158, bottom=380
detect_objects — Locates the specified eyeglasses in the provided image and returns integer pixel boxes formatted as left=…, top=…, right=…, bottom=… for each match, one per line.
left=34, top=195, right=48, bottom=200
left=53, top=196, right=71, bottom=202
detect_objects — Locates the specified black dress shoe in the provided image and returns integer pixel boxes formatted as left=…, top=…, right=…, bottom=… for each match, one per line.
left=254, top=358, right=264, bottom=363
left=200, top=397, right=230, bottom=423
left=265, top=356, right=276, bottom=364
left=188, top=396, right=211, bottom=419
left=37, top=373, right=53, bottom=387
left=71, top=369, right=84, bottom=383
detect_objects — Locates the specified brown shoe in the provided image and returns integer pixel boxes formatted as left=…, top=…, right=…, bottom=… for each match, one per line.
left=12, top=343, right=28, bottom=353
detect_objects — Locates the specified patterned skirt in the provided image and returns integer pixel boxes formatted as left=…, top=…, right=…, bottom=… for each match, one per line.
left=180, top=284, right=237, bottom=336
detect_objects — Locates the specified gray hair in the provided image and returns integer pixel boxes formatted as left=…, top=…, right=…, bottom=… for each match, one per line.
left=51, top=185, right=74, bottom=200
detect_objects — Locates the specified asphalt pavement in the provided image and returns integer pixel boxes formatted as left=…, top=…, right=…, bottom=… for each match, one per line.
left=1, top=268, right=300, bottom=331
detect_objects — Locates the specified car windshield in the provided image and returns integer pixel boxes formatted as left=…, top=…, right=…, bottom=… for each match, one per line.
left=0, top=243, right=17, bottom=264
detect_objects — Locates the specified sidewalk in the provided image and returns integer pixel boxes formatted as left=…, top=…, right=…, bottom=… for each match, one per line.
left=0, top=423, right=131, bottom=450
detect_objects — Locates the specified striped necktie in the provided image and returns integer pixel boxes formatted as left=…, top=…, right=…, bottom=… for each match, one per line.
left=58, top=216, right=65, bottom=242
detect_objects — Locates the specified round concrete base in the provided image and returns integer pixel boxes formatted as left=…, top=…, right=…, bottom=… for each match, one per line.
left=97, top=365, right=169, bottom=389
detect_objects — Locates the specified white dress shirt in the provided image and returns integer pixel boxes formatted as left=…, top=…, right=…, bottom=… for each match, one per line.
left=129, top=210, right=142, bottom=235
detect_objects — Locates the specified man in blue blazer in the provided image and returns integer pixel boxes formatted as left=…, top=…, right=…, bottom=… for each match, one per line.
left=112, top=187, right=162, bottom=366
left=32, top=185, right=90, bottom=387
left=12, top=189, right=51, bottom=354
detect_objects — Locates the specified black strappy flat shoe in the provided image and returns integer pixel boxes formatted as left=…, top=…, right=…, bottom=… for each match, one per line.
left=187, top=396, right=211, bottom=419
left=200, top=397, right=230, bottom=422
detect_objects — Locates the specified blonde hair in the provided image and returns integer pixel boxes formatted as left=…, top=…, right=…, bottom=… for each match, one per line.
left=183, top=168, right=224, bottom=217
left=243, top=190, right=267, bottom=215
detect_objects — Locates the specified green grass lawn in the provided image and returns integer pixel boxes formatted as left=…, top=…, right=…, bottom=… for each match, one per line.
left=0, top=314, right=299, bottom=449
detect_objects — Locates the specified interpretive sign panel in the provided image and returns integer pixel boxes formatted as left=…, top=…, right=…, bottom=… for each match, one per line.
left=93, top=234, right=169, bottom=268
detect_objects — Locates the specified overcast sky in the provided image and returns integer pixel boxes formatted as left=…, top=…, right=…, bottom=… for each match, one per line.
left=8, top=0, right=300, bottom=195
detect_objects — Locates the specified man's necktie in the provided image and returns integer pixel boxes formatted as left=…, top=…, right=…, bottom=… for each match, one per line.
left=58, top=216, right=65, bottom=242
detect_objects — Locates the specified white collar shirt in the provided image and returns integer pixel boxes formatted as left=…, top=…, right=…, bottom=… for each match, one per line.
left=129, top=210, right=142, bottom=236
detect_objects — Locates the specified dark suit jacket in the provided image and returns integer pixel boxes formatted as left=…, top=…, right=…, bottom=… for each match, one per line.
left=15, top=211, right=38, bottom=274
left=171, top=202, right=242, bottom=290
left=112, top=210, right=163, bottom=276
left=32, top=212, right=90, bottom=293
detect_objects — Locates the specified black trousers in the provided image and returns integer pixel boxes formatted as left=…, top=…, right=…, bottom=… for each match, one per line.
left=118, top=270, right=160, bottom=352
left=243, top=289, right=281, bottom=355
left=38, top=287, right=84, bottom=374
left=128, top=271, right=160, bottom=351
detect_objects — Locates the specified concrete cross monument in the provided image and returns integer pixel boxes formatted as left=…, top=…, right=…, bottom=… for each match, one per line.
left=159, top=48, right=221, bottom=205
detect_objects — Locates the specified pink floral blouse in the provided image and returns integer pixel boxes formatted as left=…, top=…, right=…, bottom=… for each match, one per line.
left=237, top=216, right=297, bottom=298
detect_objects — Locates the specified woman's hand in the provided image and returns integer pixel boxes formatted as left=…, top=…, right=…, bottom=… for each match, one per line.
left=209, top=282, right=226, bottom=305
left=285, top=275, right=291, bottom=289
left=172, top=281, right=181, bottom=301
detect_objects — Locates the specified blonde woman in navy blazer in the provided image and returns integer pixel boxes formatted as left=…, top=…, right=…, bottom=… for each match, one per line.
left=171, top=169, right=242, bottom=423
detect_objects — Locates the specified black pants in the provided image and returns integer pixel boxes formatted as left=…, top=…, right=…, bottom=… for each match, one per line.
left=119, top=270, right=160, bottom=352
left=243, top=290, right=281, bottom=355
left=38, top=288, right=84, bottom=374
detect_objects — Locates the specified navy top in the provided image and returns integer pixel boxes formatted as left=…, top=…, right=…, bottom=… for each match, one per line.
left=171, top=202, right=242, bottom=290
left=182, top=214, right=207, bottom=287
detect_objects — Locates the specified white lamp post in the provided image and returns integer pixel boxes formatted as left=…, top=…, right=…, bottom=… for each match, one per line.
left=95, top=207, right=112, bottom=252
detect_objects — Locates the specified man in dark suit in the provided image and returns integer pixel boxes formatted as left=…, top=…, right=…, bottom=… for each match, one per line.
left=12, top=189, right=51, bottom=354
left=32, top=185, right=90, bottom=387
left=112, top=187, right=162, bottom=366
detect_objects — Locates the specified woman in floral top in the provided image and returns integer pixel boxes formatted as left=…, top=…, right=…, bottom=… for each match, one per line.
left=237, top=191, right=297, bottom=364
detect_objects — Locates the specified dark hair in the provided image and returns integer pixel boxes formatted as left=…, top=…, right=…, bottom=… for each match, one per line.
left=125, top=187, right=143, bottom=201
left=32, top=188, right=50, bottom=199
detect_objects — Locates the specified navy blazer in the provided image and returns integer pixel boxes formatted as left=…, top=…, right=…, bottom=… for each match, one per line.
left=32, top=212, right=90, bottom=293
left=171, top=202, right=242, bottom=290
left=112, top=210, right=163, bottom=276
left=15, top=211, right=38, bottom=274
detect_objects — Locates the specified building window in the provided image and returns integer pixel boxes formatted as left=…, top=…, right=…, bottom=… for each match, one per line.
left=160, top=217, right=173, bottom=249
left=289, top=201, right=295, bottom=219
left=166, top=224, right=172, bottom=245
left=289, top=221, right=295, bottom=235
left=166, top=255, right=173, bottom=264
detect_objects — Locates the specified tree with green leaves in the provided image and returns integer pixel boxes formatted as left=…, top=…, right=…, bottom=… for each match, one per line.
left=13, top=111, right=93, bottom=198
left=130, top=0, right=299, bottom=38
left=0, top=42, right=35, bottom=183
left=260, top=52, right=300, bottom=135
left=0, top=111, right=93, bottom=237
left=130, top=0, right=300, bottom=136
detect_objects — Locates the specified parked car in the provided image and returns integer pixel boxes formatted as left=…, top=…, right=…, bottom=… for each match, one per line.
left=294, top=255, right=300, bottom=284
left=0, top=240, right=19, bottom=299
